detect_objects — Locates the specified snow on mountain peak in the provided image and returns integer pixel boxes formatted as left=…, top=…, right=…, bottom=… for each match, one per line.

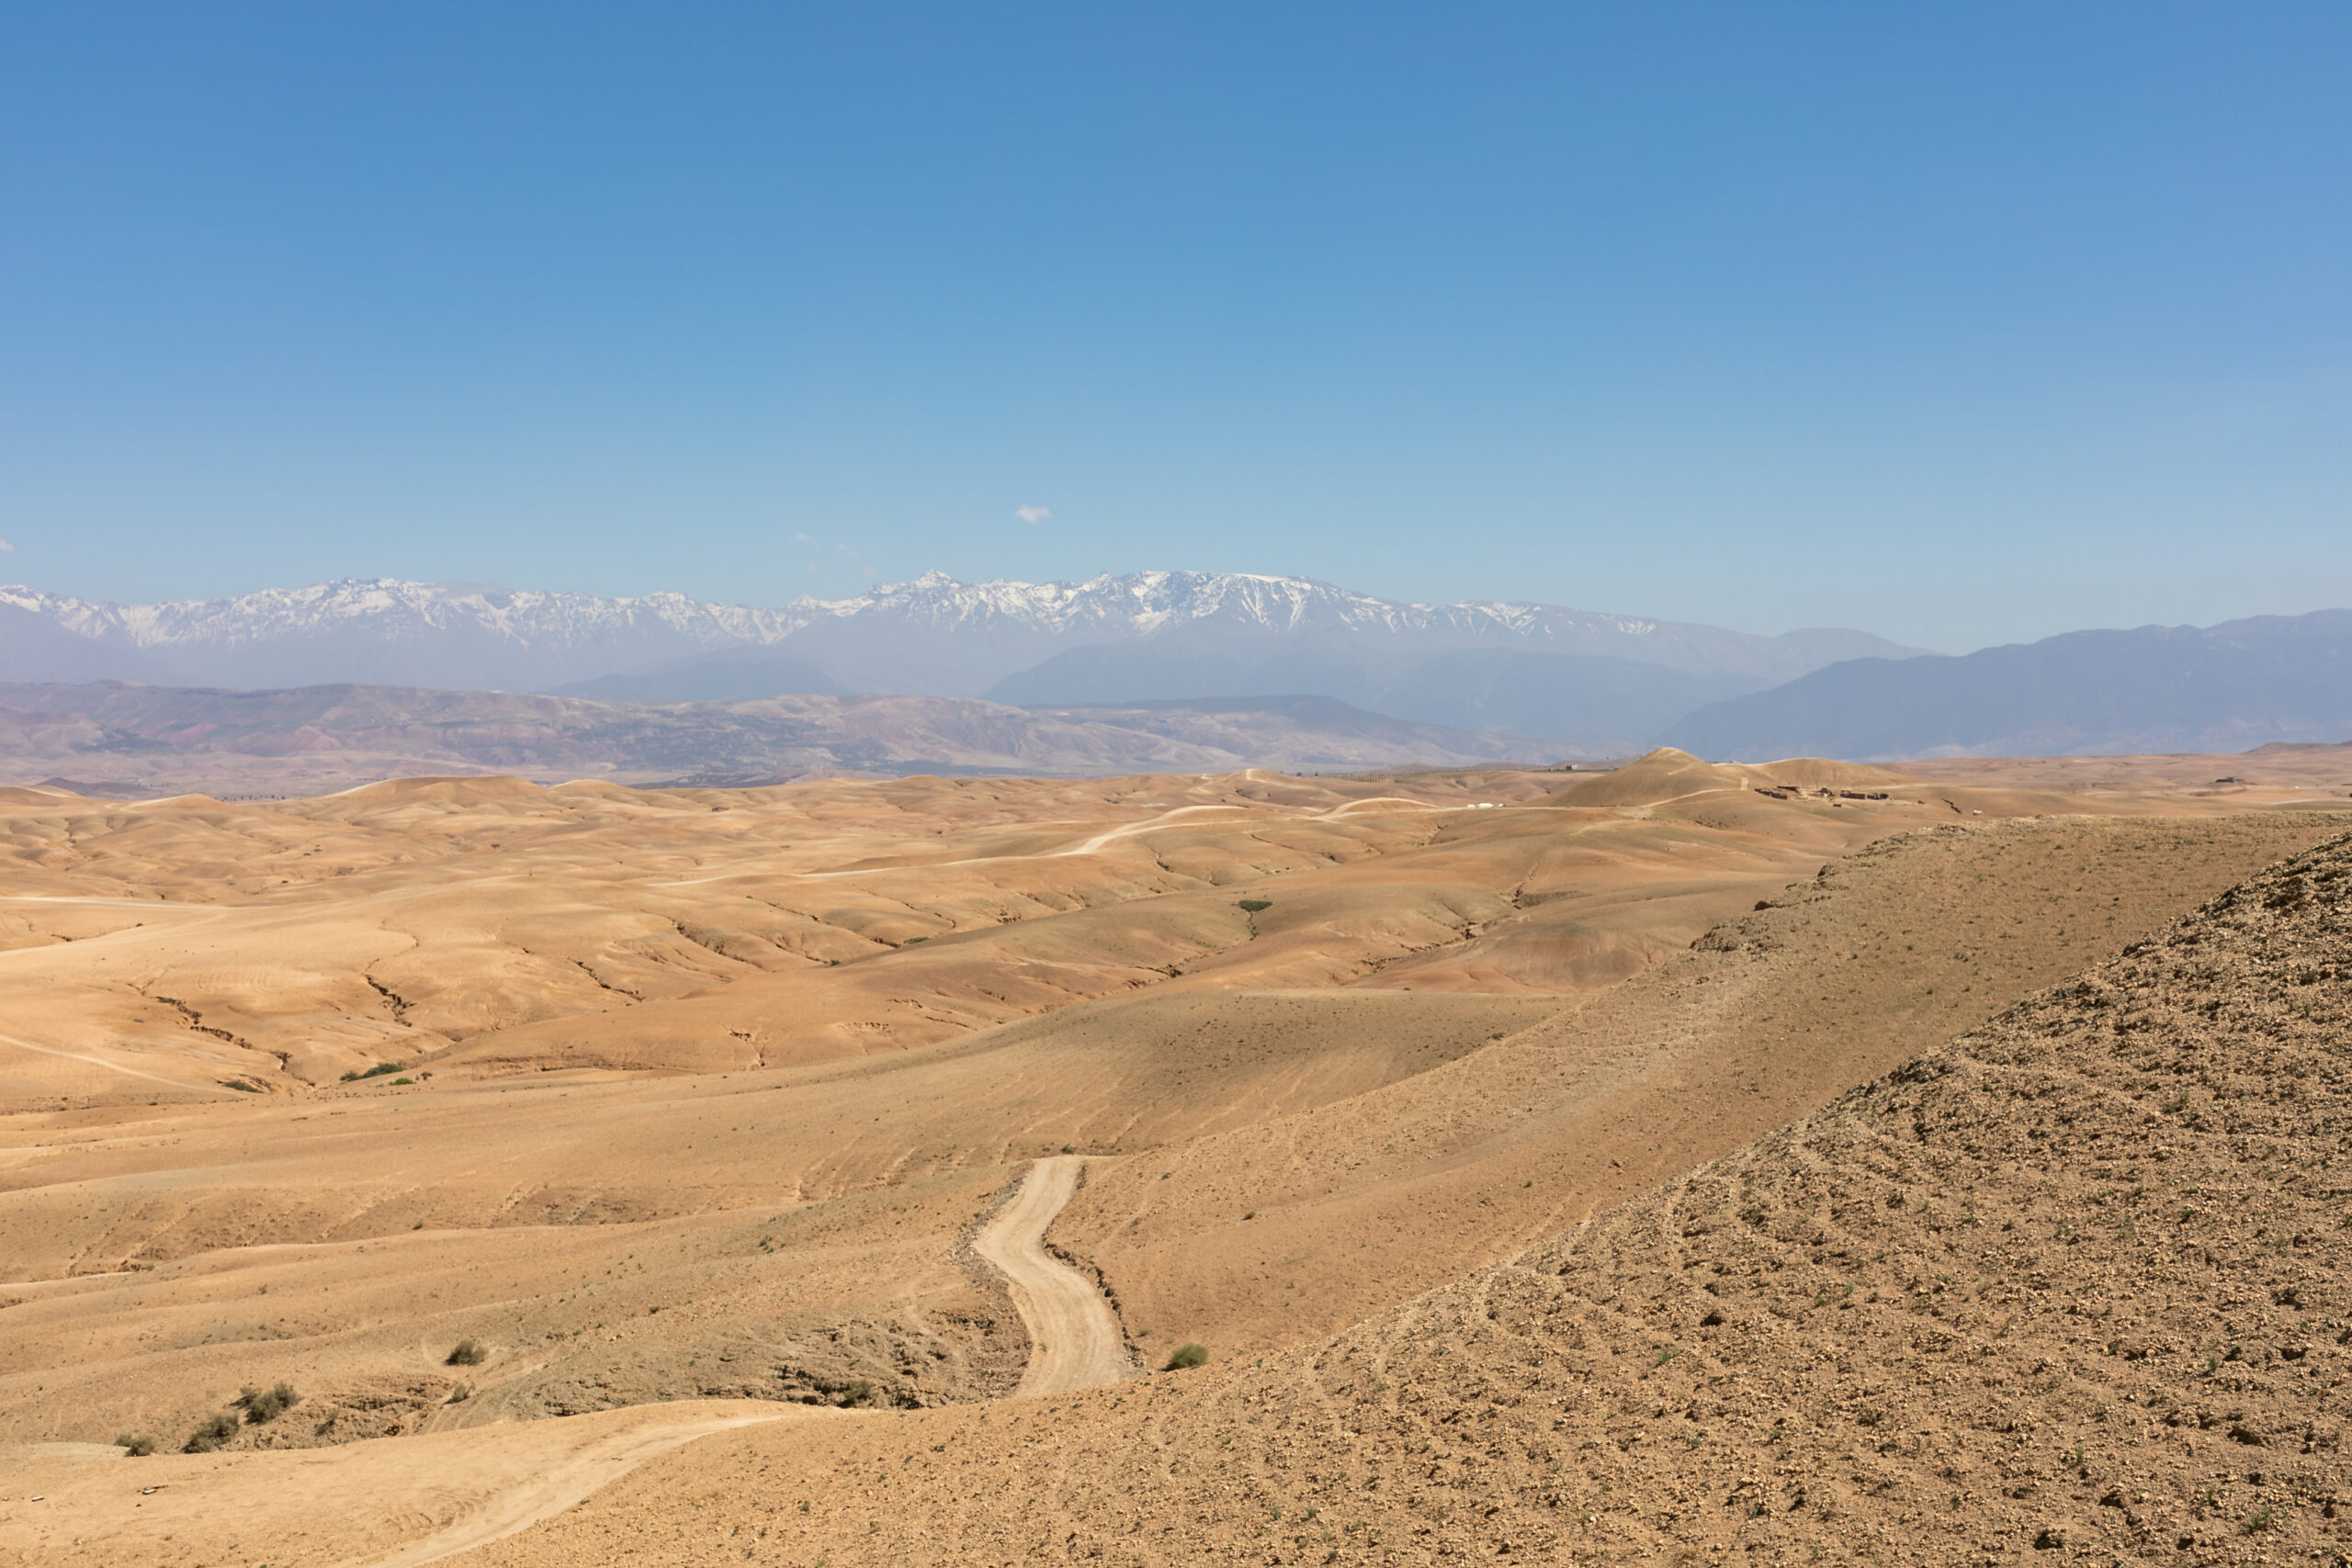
left=0, top=570, right=1915, bottom=696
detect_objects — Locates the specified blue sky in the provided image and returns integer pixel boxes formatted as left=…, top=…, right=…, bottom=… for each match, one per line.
left=2, top=2, right=2346, bottom=652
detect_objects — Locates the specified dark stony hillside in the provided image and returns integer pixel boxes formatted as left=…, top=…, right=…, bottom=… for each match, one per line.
left=499, top=830, right=2352, bottom=1565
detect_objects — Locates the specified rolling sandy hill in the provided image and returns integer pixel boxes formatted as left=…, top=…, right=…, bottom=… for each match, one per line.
left=1903, top=745, right=2352, bottom=804
left=461, top=826, right=2352, bottom=1566
left=1049, top=811, right=2346, bottom=1364
left=10, top=750, right=2041, bottom=1107
left=1, top=751, right=2346, bottom=1567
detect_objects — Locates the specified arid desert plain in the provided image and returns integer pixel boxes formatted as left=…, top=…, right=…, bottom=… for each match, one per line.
left=3, top=746, right=2350, bottom=1566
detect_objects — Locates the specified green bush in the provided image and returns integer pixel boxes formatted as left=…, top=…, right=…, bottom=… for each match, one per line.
left=1236, top=899, right=1272, bottom=913
left=446, top=1338, right=487, bottom=1366
left=184, top=1411, right=240, bottom=1452
left=114, top=1432, right=157, bottom=1456
left=840, top=1379, right=876, bottom=1407
left=340, top=1061, right=405, bottom=1082
left=1163, top=1343, right=1209, bottom=1371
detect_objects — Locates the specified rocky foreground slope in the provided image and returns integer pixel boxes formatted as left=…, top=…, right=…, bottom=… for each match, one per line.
left=486, top=832, right=2352, bottom=1565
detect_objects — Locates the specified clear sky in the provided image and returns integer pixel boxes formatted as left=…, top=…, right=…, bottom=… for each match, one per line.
left=3, top=3, right=2346, bottom=652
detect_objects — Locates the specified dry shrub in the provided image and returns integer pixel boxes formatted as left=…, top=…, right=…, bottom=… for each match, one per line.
left=183, top=1411, right=239, bottom=1453
left=239, top=1382, right=300, bottom=1424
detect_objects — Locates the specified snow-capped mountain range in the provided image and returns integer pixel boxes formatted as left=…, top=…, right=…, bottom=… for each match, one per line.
left=0, top=571, right=1918, bottom=706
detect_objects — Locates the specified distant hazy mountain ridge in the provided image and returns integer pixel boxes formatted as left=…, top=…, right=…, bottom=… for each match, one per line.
left=1663, top=611, right=2352, bottom=760
left=0, top=572, right=1921, bottom=727
left=6, top=575, right=2346, bottom=766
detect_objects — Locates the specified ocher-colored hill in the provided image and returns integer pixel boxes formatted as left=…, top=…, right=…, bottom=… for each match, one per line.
left=3, top=751, right=2348, bottom=1568
left=2, top=760, right=1945, bottom=1102
left=1056, top=813, right=2344, bottom=1364
left=1536, top=745, right=1744, bottom=807
left=471, top=830, right=2352, bottom=1566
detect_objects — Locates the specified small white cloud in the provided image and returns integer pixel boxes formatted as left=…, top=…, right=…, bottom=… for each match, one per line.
left=0, top=537, right=13, bottom=553
left=793, top=532, right=812, bottom=544
left=1014, top=505, right=1051, bottom=525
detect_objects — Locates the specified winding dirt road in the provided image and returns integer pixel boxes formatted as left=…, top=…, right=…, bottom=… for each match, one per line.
left=351, top=1156, right=1121, bottom=1564
left=972, top=1155, right=1135, bottom=1395
left=0, top=1158, right=1124, bottom=1568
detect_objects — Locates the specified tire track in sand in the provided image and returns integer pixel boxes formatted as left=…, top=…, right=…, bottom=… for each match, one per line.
left=359, top=1406, right=799, bottom=1568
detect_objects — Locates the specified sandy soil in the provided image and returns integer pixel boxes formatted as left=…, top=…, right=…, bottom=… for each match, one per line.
left=5, top=750, right=2348, bottom=1566
left=449, top=824, right=2352, bottom=1567
left=1903, top=742, right=2352, bottom=802
left=0, top=1399, right=820, bottom=1568
left=1056, top=810, right=2346, bottom=1362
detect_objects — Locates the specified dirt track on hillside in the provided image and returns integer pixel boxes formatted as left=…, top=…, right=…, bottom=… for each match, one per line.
left=0, top=1155, right=1125, bottom=1568
left=379, top=1156, right=1124, bottom=1564
left=973, top=1156, right=1133, bottom=1394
